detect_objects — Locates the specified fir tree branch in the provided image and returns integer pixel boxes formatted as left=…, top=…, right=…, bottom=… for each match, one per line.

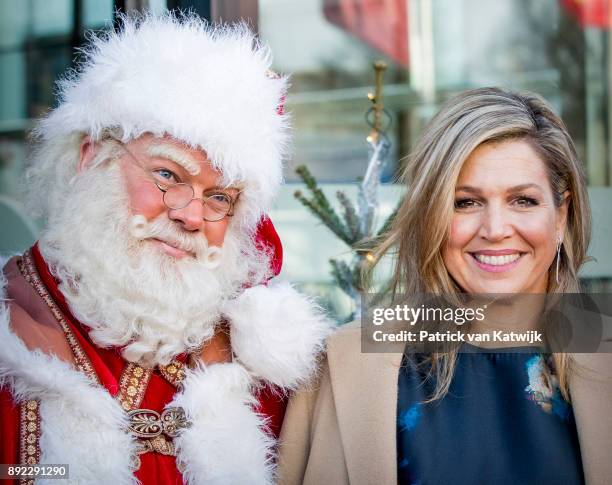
left=351, top=257, right=365, bottom=292
left=330, top=258, right=355, bottom=296
left=294, top=165, right=353, bottom=245
left=295, top=165, right=339, bottom=219
left=336, top=190, right=362, bottom=242
left=376, top=200, right=401, bottom=237
left=294, top=190, right=353, bottom=245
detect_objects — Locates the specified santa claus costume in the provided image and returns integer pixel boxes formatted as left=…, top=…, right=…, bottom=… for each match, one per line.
left=0, top=13, right=332, bottom=485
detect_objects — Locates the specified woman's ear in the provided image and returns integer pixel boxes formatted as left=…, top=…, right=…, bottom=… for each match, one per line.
left=78, top=136, right=99, bottom=173
left=556, top=190, right=571, bottom=237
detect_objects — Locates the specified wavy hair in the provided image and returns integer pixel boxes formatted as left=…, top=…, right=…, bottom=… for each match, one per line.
left=371, top=87, right=591, bottom=401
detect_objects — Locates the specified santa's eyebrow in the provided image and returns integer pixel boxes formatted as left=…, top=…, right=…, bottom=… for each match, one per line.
left=205, top=186, right=243, bottom=193
left=146, top=143, right=201, bottom=176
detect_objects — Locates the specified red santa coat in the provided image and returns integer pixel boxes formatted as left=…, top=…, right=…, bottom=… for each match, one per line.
left=0, top=243, right=331, bottom=484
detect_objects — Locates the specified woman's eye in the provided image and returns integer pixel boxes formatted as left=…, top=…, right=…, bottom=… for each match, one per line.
left=153, top=169, right=178, bottom=183
left=513, top=195, right=539, bottom=207
left=454, top=198, right=479, bottom=209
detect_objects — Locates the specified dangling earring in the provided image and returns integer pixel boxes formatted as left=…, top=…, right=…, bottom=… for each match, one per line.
left=555, top=237, right=562, bottom=285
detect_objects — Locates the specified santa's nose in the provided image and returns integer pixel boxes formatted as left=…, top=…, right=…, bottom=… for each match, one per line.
left=168, top=199, right=205, bottom=231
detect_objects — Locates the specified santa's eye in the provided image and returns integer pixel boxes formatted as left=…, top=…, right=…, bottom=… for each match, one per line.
left=153, top=169, right=179, bottom=184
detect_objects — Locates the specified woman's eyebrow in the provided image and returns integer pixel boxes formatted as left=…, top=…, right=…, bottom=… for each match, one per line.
left=146, top=143, right=201, bottom=176
left=506, top=183, right=544, bottom=192
left=455, top=185, right=481, bottom=194
left=455, top=183, right=543, bottom=193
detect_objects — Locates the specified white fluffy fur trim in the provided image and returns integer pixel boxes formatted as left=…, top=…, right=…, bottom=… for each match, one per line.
left=170, top=362, right=275, bottom=485
left=35, top=12, right=290, bottom=228
left=224, top=282, right=334, bottom=390
left=0, top=270, right=138, bottom=485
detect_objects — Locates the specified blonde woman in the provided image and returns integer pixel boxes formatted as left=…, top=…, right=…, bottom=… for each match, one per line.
left=278, top=88, right=612, bottom=485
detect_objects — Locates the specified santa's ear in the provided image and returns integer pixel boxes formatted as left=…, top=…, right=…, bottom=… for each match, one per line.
left=78, top=136, right=100, bottom=173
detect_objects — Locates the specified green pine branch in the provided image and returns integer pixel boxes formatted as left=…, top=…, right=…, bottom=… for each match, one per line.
left=294, top=165, right=353, bottom=245
left=376, top=200, right=401, bottom=237
left=336, top=190, right=362, bottom=242
left=330, top=258, right=355, bottom=296
left=295, top=165, right=335, bottom=215
left=294, top=165, right=401, bottom=302
left=351, top=255, right=367, bottom=292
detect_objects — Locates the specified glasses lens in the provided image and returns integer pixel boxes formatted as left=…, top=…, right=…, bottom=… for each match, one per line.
left=203, top=193, right=232, bottom=221
left=164, top=184, right=194, bottom=209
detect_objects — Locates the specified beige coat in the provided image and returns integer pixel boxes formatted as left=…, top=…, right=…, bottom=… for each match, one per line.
left=278, top=324, right=612, bottom=485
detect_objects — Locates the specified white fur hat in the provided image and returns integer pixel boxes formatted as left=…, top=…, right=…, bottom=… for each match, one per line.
left=36, top=12, right=289, bottom=229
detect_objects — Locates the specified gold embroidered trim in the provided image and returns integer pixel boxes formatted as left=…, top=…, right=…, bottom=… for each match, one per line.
left=17, top=251, right=98, bottom=383
left=158, top=360, right=186, bottom=387
left=19, top=399, right=41, bottom=485
left=115, top=357, right=185, bottom=412
left=17, top=249, right=193, bottom=473
left=117, top=363, right=153, bottom=411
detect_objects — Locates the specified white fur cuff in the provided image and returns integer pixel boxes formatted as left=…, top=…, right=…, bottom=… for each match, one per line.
left=169, top=362, right=275, bottom=485
left=224, top=282, right=334, bottom=390
left=0, top=276, right=137, bottom=485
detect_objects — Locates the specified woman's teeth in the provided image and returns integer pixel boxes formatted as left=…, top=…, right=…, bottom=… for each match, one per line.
left=474, top=253, right=521, bottom=266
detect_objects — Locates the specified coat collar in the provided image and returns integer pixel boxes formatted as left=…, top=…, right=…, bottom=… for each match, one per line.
left=326, top=325, right=612, bottom=485
left=568, top=352, right=612, bottom=484
left=326, top=324, right=403, bottom=485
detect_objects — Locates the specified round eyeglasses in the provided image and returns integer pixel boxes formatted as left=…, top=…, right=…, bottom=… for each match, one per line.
left=108, top=137, right=238, bottom=222
left=154, top=181, right=237, bottom=222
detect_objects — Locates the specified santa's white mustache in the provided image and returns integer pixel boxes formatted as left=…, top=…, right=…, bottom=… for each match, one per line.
left=129, top=214, right=223, bottom=269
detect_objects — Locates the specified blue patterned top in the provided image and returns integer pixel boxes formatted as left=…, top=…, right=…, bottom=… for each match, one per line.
left=397, top=345, right=584, bottom=484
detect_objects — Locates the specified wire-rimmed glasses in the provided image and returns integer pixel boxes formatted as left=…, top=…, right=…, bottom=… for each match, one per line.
left=154, top=181, right=237, bottom=222
left=110, top=138, right=239, bottom=222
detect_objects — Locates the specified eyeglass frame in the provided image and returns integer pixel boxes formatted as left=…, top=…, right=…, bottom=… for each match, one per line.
left=153, top=180, right=239, bottom=221
left=108, top=137, right=241, bottom=222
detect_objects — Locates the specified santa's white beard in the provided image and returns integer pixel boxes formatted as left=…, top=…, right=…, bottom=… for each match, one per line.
left=39, top=159, right=268, bottom=367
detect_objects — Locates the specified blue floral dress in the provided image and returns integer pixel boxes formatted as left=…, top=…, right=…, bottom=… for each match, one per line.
left=397, top=345, right=584, bottom=484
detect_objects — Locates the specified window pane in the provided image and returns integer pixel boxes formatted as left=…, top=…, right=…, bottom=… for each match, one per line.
left=84, top=0, right=113, bottom=28
left=258, top=0, right=612, bottom=187
left=0, top=1, right=29, bottom=48
left=259, top=0, right=405, bottom=183
left=31, top=0, right=72, bottom=37
left=0, top=52, right=26, bottom=121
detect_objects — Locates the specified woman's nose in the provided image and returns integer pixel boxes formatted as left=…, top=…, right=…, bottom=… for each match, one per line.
left=478, top=205, right=513, bottom=241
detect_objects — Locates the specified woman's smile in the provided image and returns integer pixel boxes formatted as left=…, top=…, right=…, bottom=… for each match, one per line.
left=469, top=250, right=525, bottom=273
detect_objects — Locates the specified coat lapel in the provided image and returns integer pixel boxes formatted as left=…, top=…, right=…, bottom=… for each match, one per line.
left=326, top=324, right=612, bottom=485
left=327, top=325, right=404, bottom=485
left=569, top=352, right=612, bottom=485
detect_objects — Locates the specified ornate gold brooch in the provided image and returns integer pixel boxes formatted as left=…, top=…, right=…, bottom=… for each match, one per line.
left=128, top=407, right=191, bottom=470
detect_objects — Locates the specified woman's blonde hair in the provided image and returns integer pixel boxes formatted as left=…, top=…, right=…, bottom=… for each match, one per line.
left=372, top=87, right=591, bottom=401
